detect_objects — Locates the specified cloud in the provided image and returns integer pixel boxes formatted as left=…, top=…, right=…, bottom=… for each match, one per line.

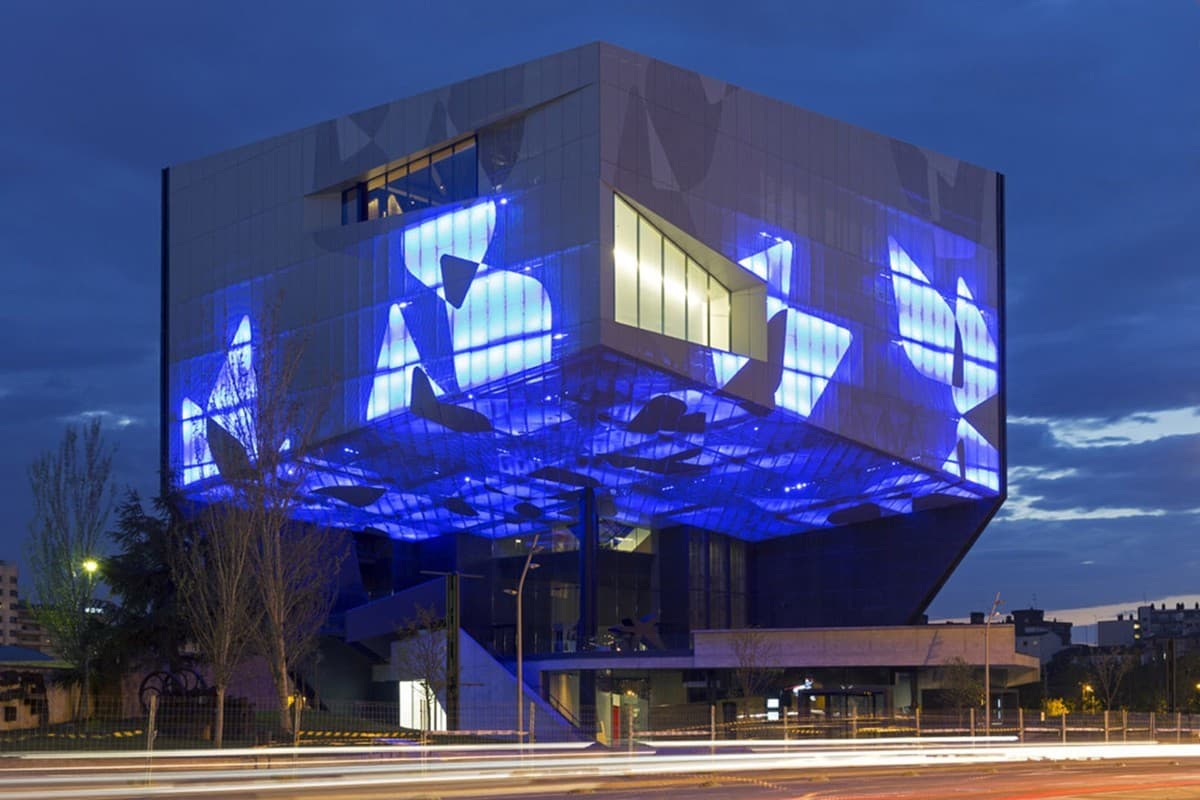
left=57, top=410, right=143, bottom=429
left=1013, top=407, right=1200, bottom=449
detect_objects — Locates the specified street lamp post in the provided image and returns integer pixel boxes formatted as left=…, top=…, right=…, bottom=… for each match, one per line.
left=505, top=534, right=541, bottom=743
left=79, top=558, right=99, bottom=721
left=983, top=592, right=1002, bottom=737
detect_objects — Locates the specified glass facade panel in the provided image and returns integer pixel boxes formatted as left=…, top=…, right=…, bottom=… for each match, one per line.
left=365, top=176, right=386, bottom=221
left=341, top=186, right=360, bottom=225
left=686, top=260, right=708, bottom=346
left=637, top=217, right=663, bottom=334
left=614, top=196, right=639, bottom=326
left=386, top=164, right=408, bottom=216
left=709, top=279, right=730, bottom=352
left=662, top=239, right=686, bottom=340
left=405, top=156, right=435, bottom=212
left=449, top=141, right=477, bottom=202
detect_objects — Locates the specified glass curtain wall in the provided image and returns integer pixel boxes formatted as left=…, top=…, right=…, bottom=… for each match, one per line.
left=613, top=194, right=731, bottom=351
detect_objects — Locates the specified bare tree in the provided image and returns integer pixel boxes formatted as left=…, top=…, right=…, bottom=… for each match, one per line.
left=728, top=628, right=781, bottom=700
left=198, top=304, right=346, bottom=736
left=393, top=605, right=448, bottom=738
left=169, top=500, right=259, bottom=747
left=1088, top=650, right=1135, bottom=711
left=938, top=656, right=983, bottom=719
left=26, top=418, right=115, bottom=718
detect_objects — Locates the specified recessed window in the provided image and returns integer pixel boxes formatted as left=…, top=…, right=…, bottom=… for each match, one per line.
left=341, top=138, right=477, bottom=224
left=613, top=194, right=732, bottom=351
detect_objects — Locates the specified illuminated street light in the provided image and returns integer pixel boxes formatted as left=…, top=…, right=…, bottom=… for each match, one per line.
left=504, top=533, right=542, bottom=744
left=78, top=557, right=101, bottom=722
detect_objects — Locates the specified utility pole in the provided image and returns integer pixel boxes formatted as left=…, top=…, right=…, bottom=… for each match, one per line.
left=505, top=533, right=542, bottom=744
left=984, top=592, right=1002, bottom=737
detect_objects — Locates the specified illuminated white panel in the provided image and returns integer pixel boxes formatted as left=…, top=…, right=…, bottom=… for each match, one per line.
left=207, top=315, right=258, bottom=457
left=449, top=270, right=552, bottom=391
left=888, top=237, right=955, bottom=384
left=774, top=310, right=852, bottom=417
left=397, top=679, right=447, bottom=732
left=712, top=351, right=749, bottom=386
left=942, top=417, right=1000, bottom=492
left=180, top=397, right=216, bottom=485
left=367, top=303, right=445, bottom=420
left=952, top=278, right=998, bottom=414
left=737, top=240, right=793, bottom=297
left=402, top=200, right=496, bottom=291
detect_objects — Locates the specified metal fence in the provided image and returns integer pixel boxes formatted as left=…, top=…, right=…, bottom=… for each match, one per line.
left=0, top=694, right=538, bottom=753
left=5, top=696, right=1200, bottom=753
left=635, top=704, right=1200, bottom=745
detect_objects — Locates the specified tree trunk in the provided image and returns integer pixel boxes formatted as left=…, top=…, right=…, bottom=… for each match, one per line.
left=274, top=650, right=293, bottom=736
left=214, top=684, right=226, bottom=748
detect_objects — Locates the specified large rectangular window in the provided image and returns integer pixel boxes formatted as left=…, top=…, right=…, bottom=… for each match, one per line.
left=341, top=137, right=477, bottom=224
left=613, top=194, right=733, bottom=352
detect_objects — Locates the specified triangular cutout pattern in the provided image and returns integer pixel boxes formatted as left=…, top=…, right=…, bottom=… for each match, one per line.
left=440, top=254, right=480, bottom=309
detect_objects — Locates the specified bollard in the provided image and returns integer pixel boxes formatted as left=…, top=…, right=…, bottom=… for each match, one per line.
left=1018, top=707, right=1024, bottom=743
left=710, top=704, right=716, bottom=755
left=1061, top=711, right=1066, bottom=743
left=529, top=701, right=536, bottom=744
left=970, top=707, right=976, bottom=738
left=1123, top=709, right=1127, bottom=743
left=915, top=707, right=921, bottom=738
left=1104, top=709, right=1109, bottom=743
left=1150, top=711, right=1156, bottom=741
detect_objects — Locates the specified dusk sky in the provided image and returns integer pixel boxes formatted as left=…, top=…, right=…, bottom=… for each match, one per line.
left=1, top=1, right=1196, bottom=625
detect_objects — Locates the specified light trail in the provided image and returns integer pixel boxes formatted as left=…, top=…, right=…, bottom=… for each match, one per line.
left=2, top=740, right=1200, bottom=799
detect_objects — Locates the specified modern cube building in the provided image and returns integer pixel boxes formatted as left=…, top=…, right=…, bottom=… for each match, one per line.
left=163, top=43, right=1006, bottom=732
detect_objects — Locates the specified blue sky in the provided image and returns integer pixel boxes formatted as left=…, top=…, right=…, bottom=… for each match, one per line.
left=1, top=1, right=1197, bottom=619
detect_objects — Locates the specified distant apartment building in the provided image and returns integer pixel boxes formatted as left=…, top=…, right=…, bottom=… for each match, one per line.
left=1098, top=602, right=1200, bottom=648
left=0, top=560, right=19, bottom=646
left=0, top=561, right=50, bottom=653
left=1010, top=608, right=1072, bottom=665
left=968, top=607, right=1072, bottom=665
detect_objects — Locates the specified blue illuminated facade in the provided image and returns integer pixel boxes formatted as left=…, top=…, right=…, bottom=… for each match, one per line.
left=163, top=44, right=1004, bottom=719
